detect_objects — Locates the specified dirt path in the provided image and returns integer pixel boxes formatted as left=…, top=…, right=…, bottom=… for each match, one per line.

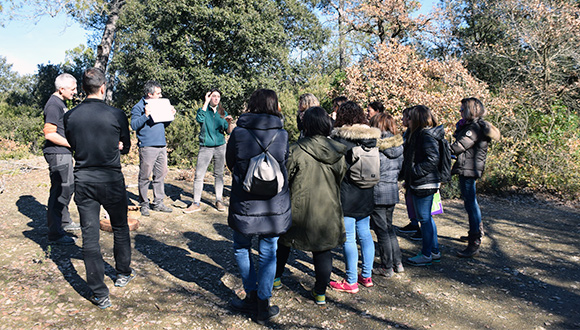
left=0, top=156, right=579, bottom=329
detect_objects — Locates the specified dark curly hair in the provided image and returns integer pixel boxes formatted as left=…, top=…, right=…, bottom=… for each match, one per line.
left=334, top=101, right=368, bottom=127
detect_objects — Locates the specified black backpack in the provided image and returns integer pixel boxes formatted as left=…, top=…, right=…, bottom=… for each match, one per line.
left=439, top=137, right=452, bottom=183
left=242, top=129, right=284, bottom=196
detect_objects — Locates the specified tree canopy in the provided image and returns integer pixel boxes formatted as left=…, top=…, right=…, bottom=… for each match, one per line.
left=111, top=0, right=328, bottom=114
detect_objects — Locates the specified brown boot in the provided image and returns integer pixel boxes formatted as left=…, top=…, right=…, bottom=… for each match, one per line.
left=457, top=232, right=481, bottom=258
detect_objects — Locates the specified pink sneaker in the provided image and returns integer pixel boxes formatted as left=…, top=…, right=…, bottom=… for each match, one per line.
left=330, top=279, right=359, bottom=293
left=358, top=274, right=373, bottom=288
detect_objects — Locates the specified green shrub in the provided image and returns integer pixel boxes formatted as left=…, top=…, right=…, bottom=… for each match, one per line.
left=165, top=100, right=203, bottom=168
left=0, top=103, right=44, bottom=157
left=481, top=103, right=580, bottom=199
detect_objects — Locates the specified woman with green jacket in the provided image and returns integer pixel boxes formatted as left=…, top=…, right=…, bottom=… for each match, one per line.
left=184, top=89, right=233, bottom=213
left=274, top=106, right=347, bottom=305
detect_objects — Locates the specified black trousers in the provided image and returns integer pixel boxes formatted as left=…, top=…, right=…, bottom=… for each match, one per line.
left=276, top=244, right=333, bottom=295
left=370, top=204, right=402, bottom=268
left=44, top=153, right=74, bottom=240
left=74, top=179, right=131, bottom=298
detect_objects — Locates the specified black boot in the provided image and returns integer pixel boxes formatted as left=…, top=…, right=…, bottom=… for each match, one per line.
left=230, top=290, right=258, bottom=315
left=255, top=298, right=279, bottom=325
left=457, top=232, right=481, bottom=258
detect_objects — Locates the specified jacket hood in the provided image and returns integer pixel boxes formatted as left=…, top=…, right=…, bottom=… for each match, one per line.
left=236, top=113, right=284, bottom=130
left=481, top=119, right=501, bottom=141
left=377, top=132, right=404, bottom=151
left=423, top=124, right=445, bottom=141
left=330, top=124, right=382, bottom=141
left=296, top=135, right=347, bottom=165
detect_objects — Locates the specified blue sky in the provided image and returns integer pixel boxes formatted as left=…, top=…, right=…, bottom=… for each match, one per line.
left=0, top=0, right=436, bottom=75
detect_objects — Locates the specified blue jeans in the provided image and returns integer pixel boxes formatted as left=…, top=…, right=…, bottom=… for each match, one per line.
left=411, top=193, right=439, bottom=257
left=343, top=216, right=374, bottom=284
left=459, top=176, right=482, bottom=234
left=233, top=231, right=278, bottom=300
left=193, top=145, right=226, bottom=203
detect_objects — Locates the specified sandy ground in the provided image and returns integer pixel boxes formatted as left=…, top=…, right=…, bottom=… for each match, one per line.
left=0, top=156, right=579, bottom=329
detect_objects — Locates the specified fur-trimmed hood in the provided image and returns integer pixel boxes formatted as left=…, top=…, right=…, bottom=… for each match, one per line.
left=377, top=133, right=404, bottom=151
left=330, top=124, right=382, bottom=141
left=482, top=120, right=501, bottom=141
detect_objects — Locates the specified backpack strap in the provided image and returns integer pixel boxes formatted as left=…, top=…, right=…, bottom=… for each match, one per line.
left=247, top=129, right=282, bottom=152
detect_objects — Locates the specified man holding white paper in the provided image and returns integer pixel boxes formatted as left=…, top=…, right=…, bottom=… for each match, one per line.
left=131, top=81, right=175, bottom=216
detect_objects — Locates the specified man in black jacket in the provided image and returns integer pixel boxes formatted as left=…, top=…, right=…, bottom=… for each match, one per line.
left=64, top=67, right=134, bottom=309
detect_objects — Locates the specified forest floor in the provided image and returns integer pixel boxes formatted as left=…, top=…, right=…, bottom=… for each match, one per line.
left=1, top=156, right=579, bottom=330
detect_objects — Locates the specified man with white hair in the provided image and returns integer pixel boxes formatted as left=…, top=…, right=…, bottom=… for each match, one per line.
left=43, top=73, right=80, bottom=245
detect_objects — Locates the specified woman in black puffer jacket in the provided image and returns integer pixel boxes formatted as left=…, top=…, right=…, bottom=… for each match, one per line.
left=226, top=89, right=291, bottom=324
left=399, top=105, right=445, bottom=266
left=451, top=98, right=500, bottom=258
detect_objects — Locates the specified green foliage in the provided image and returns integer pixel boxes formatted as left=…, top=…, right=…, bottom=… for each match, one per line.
left=482, top=103, right=580, bottom=199
left=33, top=63, right=62, bottom=108
left=165, top=100, right=203, bottom=168
left=440, top=175, right=461, bottom=199
left=0, top=102, right=44, bottom=156
left=111, top=0, right=327, bottom=116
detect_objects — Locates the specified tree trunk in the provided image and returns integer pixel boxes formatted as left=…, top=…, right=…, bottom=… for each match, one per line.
left=95, top=0, right=125, bottom=72
left=338, top=0, right=345, bottom=71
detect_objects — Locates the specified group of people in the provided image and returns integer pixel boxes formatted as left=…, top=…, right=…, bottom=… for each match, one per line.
left=42, top=68, right=499, bottom=322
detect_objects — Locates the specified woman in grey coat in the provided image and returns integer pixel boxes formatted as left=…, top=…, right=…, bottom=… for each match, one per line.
left=369, top=113, right=405, bottom=277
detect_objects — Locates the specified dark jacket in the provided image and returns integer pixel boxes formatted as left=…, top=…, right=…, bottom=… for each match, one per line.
left=451, top=118, right=500, bottom=178
left=226, top=113, right=291, bottom=236
left=331, top=124, right=382, bottom=218
left=374, top=132, right=404, bottom=206
left=400, top=125, right=445, bottom=189
left=279, top=135, right=347, bottom=251
left=130, top=98, right=170, bottom=147
left=64, top=98, right=131, bottom=183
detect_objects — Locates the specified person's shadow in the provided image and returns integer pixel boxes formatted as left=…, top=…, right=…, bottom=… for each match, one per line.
left=134, top=233, right=233, bottom=303
left=18, top=195, right=115, bottom=299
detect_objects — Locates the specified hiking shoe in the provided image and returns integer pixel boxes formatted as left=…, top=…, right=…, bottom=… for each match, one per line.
left=394, top=263, right=405, bottom=273
left=62, top=222, right=81, bottom=232
left=216, top=201, right=226, bottom=212
left=311, top=289, right=326, bottom=305
left=432, top=252, right=441, bottom=262
left=115, top=269, right=136, bottom=287
left=231, top=291, right=258, bottom=314
left=407, top=253, right=432, bottom=266
left=372, top=266, right=394, bottom=278
left=151, top=203, right=172, bottom=213
left=183, top=202, right=201, bottom=214
left=330, top=279, right=359, bottom=293
left=410, top=228, right=422, bottom=241
left=89, top=295, right=112, bottom=309
left=273, top=277, right=282, bottom=290
left=358, top=274, right=373, bottom=287
left=398, top=222, right=419, bottom=233
left=140, top=206, right=150, bottom=217
left=48, top=235, right=76, bottom=245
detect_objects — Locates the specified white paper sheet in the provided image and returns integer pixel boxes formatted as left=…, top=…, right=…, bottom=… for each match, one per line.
left=146, top=98, right=175, bottom=123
